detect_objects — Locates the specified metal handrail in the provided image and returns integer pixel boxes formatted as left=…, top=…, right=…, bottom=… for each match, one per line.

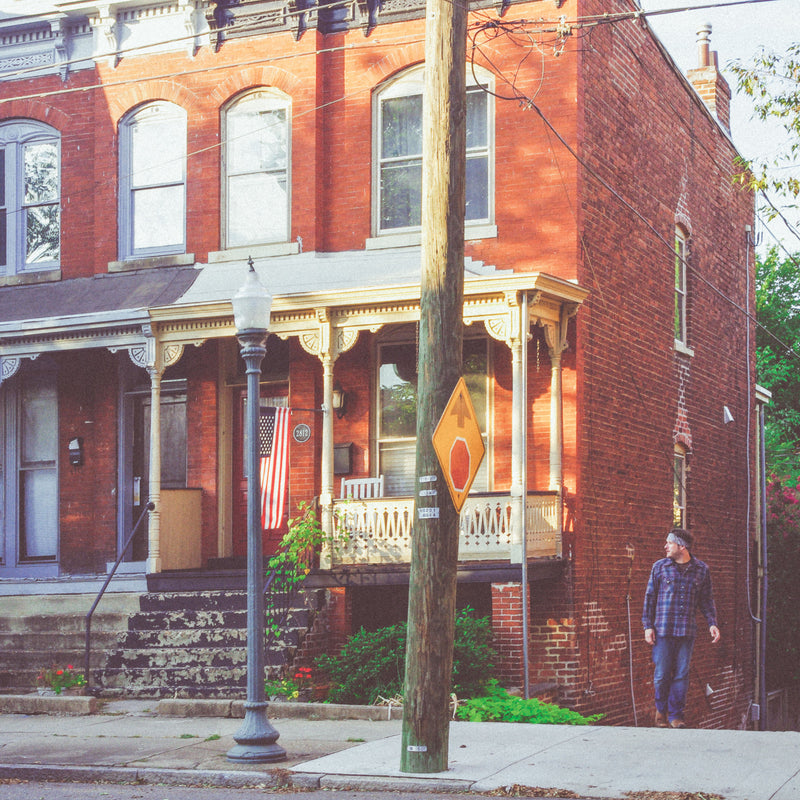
left=84, top=501, right=155, bottom=692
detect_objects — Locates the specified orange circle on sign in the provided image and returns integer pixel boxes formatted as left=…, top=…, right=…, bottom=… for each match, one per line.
left=450, top=437, right=470, bottom=492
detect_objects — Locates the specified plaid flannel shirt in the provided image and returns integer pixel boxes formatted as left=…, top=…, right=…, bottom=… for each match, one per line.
left=642, top=556, right=717, bottom=638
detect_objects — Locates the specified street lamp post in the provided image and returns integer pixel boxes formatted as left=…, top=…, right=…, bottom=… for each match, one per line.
left=227, top=259, right=286, bottom=764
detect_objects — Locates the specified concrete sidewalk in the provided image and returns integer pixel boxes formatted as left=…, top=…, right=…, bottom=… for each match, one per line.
left=0, top=697, right=798, bottom=799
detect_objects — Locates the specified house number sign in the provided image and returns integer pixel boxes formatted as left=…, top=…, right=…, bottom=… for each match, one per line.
left=292, top=423, right=311, bottom=443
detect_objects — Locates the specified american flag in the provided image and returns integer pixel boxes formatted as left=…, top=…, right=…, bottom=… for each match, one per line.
left=259, top=406, right=290, bottom=530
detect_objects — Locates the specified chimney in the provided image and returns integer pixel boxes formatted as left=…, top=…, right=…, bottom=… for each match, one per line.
left=687, top=24, right=731, bottom=134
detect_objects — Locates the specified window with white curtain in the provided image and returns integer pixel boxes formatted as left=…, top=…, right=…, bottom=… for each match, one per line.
left=119, top=102, right=187, bottom=259
left=223, top=89, right=291, bottom=248
left=19, top=371, right=58, bottom=561
left=0, top=120, right=60, bottom=274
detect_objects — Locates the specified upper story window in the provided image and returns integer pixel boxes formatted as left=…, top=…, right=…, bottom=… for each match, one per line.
left=119, top=102, right=187, bottom=260
left=673, top=444, right=687, bottom=528
left=373, top=65, right=493, bottom=237
left=223, top=89, right=291, bottom=249
left=674, top=227, right=688, bottom=346
left=0, top=120, right=60, bottom=275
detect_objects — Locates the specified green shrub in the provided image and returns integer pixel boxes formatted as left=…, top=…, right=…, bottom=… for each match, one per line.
left=454, top=680, right=603, bottom=725
left=315, top=607, right=496, bottom=705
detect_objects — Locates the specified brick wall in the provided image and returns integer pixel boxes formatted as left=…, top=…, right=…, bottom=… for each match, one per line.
left=59, top=350, right=119, bottom=573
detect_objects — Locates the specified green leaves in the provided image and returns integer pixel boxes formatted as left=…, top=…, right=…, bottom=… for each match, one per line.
left=314, top=607, right=496, bottom=705
left=454, top=681, right=603, bottom=725
left=729, top=43, right=800, bottom=205
left=755, top=247, right=800, bottom=477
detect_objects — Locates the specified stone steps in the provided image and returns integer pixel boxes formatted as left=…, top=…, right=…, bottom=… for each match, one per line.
left=0, top=592, right=141, bottom=695
left=93, top=588, right=320, bottom=698
left=0, top=586, right=320, bottom=698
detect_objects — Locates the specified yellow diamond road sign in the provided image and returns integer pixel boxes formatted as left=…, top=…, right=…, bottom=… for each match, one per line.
left=432, top=377, right=486, bottom=512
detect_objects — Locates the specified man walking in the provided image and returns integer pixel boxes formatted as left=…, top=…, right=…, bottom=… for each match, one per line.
left=642, top=529, right=720, bottom=728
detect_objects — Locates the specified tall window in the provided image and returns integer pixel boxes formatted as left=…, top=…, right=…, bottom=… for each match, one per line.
left=223, top=90, right=291, bottom=248
left=377, top=333, right=489, bottom=495
left=119, top=102, right=187, bottom=259
left=374, top=65, right=493, bottom=235
left=19, top=371, right=59, bottom=561
left=673, top=445, right=687, bottom=528
left=674, top=227, right=688, bottom=345
left=0, top=120, right=60, bottom=275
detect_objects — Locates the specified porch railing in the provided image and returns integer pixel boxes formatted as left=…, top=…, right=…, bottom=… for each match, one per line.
left=330, top=491, right=560, bottom=566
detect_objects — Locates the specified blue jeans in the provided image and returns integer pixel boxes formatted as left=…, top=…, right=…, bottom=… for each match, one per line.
left=652, top=634, right=695, bottom=721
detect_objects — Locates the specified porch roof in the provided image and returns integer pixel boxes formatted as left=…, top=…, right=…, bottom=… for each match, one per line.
left=0, top=249, right=588, bottom=362
left=0, top=266, right=199, bottom=328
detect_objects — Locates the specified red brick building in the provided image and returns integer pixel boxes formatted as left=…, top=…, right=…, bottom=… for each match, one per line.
left=0, top=0, right=760, bottom=727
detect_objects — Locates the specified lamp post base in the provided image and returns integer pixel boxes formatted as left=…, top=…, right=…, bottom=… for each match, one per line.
left=227, top=702, right=287, bottom=763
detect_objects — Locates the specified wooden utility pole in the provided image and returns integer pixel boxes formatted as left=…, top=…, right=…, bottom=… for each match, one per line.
left=399, top=0, right=468, bottom=775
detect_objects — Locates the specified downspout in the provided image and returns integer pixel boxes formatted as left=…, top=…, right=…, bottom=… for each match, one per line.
left=757, top=394, right=769, bottom=729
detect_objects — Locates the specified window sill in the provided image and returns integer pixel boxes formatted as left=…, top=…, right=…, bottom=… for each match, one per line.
left=365, top=223, right=498, bottom=251
left=108, top=254, right=196, bottom=273
left=0, top=268, right=61, bottom=287
left=674, top=339, right=695, bottom=358
left=207, top=242, right=300, bottom=262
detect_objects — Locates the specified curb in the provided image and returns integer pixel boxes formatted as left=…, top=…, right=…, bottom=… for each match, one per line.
left=157, top=697, right=403, bottom=721
left=0, top=763, right=475, bottom=794
left=0, top=694, right=97, bottom=715
left=0, top=763, right=290, bottom=789
left=0, top=694, right=402, bottom=721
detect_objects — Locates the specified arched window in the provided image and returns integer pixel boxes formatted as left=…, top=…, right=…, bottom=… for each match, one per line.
left=0, top=120, right=60, bottom=275
left=222, top=89, right=291, bottom=248
left=119, top=102, right=187, bottom=259
left=373, top=64, right=494, bottom=237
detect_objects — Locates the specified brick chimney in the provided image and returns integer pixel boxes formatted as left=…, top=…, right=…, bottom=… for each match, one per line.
left=687, top=24, right=731, bottom=134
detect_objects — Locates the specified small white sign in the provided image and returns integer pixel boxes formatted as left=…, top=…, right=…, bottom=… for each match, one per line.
left=418, top=507, right=440, bottom=519
left=419, top=475, right=437, bottom=483
left=407, top=745, right=428, bottom=752
left=419, top=489, right=437, bottom=497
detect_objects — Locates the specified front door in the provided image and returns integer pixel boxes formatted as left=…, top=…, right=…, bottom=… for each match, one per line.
left=122, top=385, right=187, bottom=562
left=232, top=390, right=288, bottom=558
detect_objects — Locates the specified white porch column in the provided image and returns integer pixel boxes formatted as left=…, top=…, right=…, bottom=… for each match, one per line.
left=129, top=333, right=184, bottom=575
left=146, top=363, right=163, bottom=574
left=542, top=305, right=577, bottom=558
left=487, top=292, right=528, bottom=564
left=509, top=296, right=529, bottom=564
left=320, top=351, right=335, bottom=557
left=299, top=312, right=359, bottom=569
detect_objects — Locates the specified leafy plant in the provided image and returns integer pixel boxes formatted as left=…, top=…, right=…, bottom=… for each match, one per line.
left=37, top=664, right=87, bottom=694
left=265, top=502, right=331, bottom=646
left=455, top=680, right=603, bottom=725
left=315, top=607, right=496, bottom=705
left=765, top=475, right=800, bottom=690
left=265, top=666, right=313, bottom=700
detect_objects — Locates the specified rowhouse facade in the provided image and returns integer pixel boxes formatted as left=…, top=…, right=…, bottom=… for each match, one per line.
left=0, top=0, right=758, bottom=727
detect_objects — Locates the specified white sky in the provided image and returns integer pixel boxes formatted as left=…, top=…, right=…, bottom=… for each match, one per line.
left=639, top=0, right=799, bottom=252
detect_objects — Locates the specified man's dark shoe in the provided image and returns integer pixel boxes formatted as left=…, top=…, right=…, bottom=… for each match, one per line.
left=670, top=718, right=687, bottom=729
left=655, top=711, right=668, bottom=728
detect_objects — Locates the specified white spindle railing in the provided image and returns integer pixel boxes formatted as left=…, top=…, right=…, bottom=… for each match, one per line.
left=331, top=492, right=560, bottom=566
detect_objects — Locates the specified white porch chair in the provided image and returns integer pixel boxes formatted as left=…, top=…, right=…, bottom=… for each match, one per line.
left=340, top=475, right=385, bottom=500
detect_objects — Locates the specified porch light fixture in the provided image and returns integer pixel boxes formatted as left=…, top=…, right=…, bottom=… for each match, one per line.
left=332, top=382, right=347, bottom=419
left=227, top=258, right=286, bottom=764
